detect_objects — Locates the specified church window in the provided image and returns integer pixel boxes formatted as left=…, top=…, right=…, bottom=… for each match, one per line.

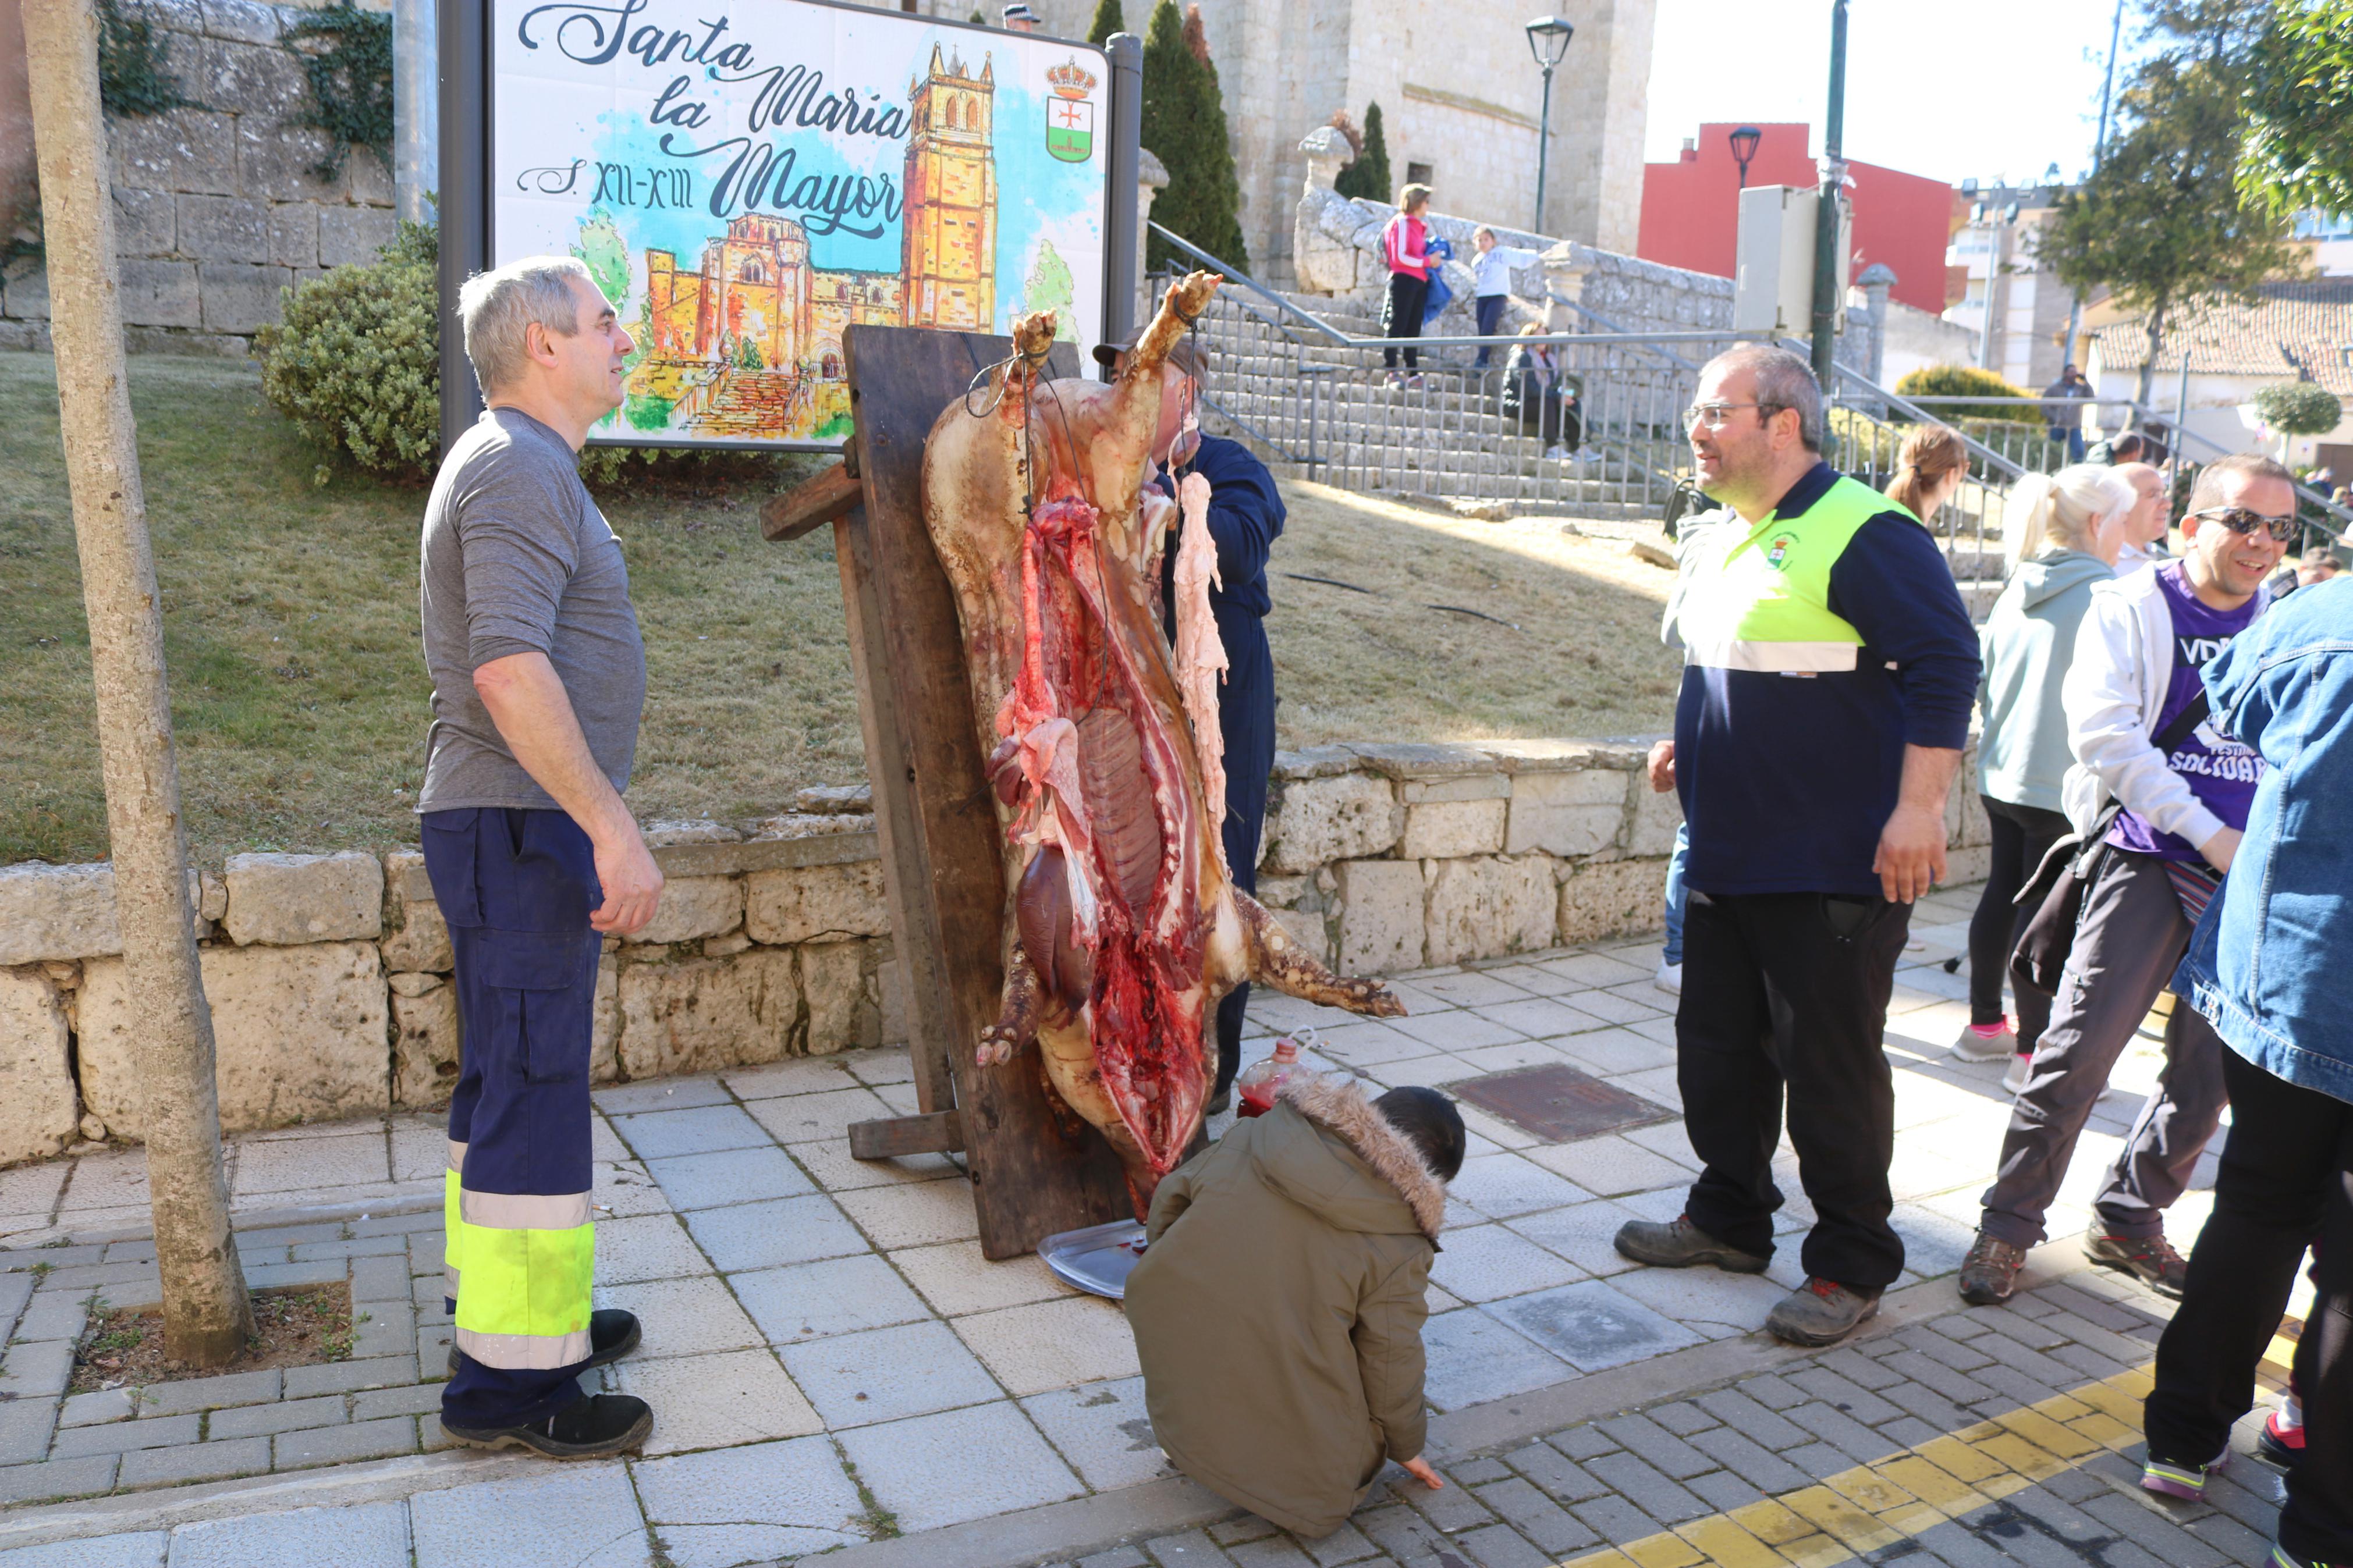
left=822, top=353, right=841, bottom=379
left=741, top=259, right=766, bottom=283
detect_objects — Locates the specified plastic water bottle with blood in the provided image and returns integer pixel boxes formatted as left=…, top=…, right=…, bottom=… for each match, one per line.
left=1236, top=1029, right=1320, bottom=1117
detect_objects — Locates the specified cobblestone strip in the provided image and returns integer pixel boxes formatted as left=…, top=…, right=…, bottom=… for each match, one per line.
left=0, top=1207, right=446, bottom=1507
left=1116, top=1274, right=2281, bottom=1568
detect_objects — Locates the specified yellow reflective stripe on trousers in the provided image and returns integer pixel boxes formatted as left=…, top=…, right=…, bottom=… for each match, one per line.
left=450, top=1181, right=595, bottom=1371
left=1683, top=637, right=1863, bottom=673
left=442, top=1140, right=466, bottom=1303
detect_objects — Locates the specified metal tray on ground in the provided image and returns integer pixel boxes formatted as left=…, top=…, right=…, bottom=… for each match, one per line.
left=1037, top=1218, right=1149, bottom=1300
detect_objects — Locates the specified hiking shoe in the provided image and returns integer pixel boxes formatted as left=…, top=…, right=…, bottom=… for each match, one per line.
left=1613, top=1214, right=1769, bottom=1274
left=441, top=1392, right=652, bottom=1458
left=2141, top=1446, right=2228, bottom=1501
left=2259, top=1400, right=2305, bottom=1470
left=1766, top=1277, right=1883, bottom=1346
left=449, top=1308, right=640, bottom=1379
left=1951, top=1021, right=2016, bottom=1063
left=2268, top=1545, right=2337, bottom=1567
left=2085, top=1228, right=2190, bottom=1297
left=1957, top=1231, right=2027, bottom=1306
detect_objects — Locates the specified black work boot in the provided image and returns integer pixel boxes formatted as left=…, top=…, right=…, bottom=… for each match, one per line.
left=1612, top=1214, right=1770, bottom=1273
left=447, top=1308, right=641, bottom=1379
left=441, top=1392, right=653, bottom=1458
left=1765, top=1277, right=1882, bottom=1346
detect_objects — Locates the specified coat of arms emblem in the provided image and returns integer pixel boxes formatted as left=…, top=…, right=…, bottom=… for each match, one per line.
left=1046, top=58, right=1098, bottom=163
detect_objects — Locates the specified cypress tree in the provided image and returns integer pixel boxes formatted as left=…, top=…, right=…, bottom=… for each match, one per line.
left=1086, top=0, right=1123, bottom=46
left=1334, top=101, right=1392, bottom=202
left=1140, top=0, right=1248, bottom=272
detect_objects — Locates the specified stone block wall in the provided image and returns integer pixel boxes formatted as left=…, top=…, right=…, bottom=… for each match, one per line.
left=0, top=0, right=398, bottom=355
left=0, top=744, right=1992, bottom=1167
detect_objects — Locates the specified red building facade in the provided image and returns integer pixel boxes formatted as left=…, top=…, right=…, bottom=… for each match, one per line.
left=1636, top=123, right=1954, bottom=317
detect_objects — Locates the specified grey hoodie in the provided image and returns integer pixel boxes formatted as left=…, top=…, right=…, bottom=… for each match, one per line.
left=1977, top=549, right=2116, bottom=812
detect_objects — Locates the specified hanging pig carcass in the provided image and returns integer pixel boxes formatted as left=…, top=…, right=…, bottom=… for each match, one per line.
left=920, top=271, right=1405, bottom=1212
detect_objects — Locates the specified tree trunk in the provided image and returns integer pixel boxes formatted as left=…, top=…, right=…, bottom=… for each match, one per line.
left=2135, top=294, right=2169, bottom=411
left=22, top=0, right=253, bottom=1366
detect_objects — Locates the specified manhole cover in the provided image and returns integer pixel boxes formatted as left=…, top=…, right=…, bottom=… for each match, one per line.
left=1444, top=1061, right=1675, bottom=1143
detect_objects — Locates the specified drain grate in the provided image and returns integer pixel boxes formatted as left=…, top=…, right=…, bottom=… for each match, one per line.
left=1443, top=1061, right=1675, bottom=1143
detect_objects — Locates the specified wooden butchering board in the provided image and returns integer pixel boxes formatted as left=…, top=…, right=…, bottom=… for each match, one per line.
left=762, top=324, right=1133, bottom=1260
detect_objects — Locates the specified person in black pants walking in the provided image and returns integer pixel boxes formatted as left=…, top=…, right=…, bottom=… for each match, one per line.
left=1953, top=465, right=2134, bottom=1087
left=1096, top=332, right=1286, bottom=1113
left=2139, top=575, right=2353, bottom=1566
left=1380, top=184, right=1433, bottom=381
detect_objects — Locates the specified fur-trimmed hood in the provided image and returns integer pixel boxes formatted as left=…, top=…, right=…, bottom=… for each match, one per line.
left=1262, top=1073, right=1447, bottom=1241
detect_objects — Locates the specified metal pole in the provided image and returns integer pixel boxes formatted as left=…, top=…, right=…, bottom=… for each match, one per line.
left=1103, top=31, right=1144, bottom=352
left=1808, top=0, right=1848, bottom=390
left=436, top=0, right=487, bottom=457
left=1532, top=61, right=1555, bottom=234
left=393, top=0, right=438, bottom=225
left=2063, top=0, right=2126, bottom=366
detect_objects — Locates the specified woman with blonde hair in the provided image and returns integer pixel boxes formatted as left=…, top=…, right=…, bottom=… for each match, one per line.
left=1956, top=464, right=2137, bottom=1086
left=1886, top=425, right=1971, bottom=524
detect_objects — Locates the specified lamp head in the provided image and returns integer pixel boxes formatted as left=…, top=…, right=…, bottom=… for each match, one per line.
left=1729, top=126, right=1762, bottom=167
left=1524, top=15, right=1574, bottom=67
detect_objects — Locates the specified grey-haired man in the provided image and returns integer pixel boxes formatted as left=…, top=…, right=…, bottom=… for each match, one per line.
left=419, top=256, right=663, bottom=1458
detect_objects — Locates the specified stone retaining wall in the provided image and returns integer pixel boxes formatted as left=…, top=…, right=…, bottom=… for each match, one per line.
left=0, top=0, right=399, bottom=356
left=0, top=743, right=1992, bottom=1167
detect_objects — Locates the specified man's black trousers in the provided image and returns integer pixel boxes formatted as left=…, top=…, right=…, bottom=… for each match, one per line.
left=1677, top=889, right=1912, bottom=1289
left=2146, top=1048, right=2353, bottom=1562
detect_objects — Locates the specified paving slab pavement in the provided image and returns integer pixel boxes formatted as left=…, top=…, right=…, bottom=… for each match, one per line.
left=0, top=894, right=2270, bottom=1567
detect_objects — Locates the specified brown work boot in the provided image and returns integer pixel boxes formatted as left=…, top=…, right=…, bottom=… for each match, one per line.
left=1957, top=1231, right=2027, bottom=1306
left=1765, top=1277, right=1882, bottom=1346
left=1612, top=1214, right=1770, bottom=1273
left=2084, top=1226, right=2189, bottom=1297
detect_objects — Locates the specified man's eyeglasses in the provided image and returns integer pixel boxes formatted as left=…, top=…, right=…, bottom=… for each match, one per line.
left=1682, top=401, right=1783, bottom=432
left=2188, top=506, right=2299, bottom=544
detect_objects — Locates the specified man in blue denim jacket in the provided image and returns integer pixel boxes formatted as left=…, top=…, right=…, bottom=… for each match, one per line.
left=2138, top=573, right=2353, bottom=1565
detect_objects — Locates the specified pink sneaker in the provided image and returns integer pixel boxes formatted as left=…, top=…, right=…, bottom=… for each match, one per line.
left=2142, top=1447, right=2229, bottom=1500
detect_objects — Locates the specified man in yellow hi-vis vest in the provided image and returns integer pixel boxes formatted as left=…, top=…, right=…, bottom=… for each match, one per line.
left=1613, top=344, right=1981, bottom=1347
left=418, top=257, right=665, bottom=1456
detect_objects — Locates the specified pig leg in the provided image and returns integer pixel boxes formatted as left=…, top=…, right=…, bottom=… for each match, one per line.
left=978, top=943, right=1044, bottom=1067
left=1236, top=891, right=1407, bottom=1018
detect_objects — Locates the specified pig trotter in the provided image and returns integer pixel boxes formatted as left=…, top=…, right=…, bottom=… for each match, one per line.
left=1236, top=891, right=1407, bottom=1018
left=979, top=943, right=1044, bottom=1067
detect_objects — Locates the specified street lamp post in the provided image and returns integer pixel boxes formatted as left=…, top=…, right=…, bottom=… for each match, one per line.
left=1525, top=16, right=1574, bottom=234
left=1729, top=125, right=1761, bottom=189
left=1808, top=0, right=1848, bottom=391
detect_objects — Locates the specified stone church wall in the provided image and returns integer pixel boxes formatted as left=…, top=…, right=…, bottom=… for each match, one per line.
left=0, top=0, right=400, bottom=355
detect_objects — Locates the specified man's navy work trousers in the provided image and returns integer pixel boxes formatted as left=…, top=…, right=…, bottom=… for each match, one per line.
left=422, top=806, right=604, bottom=1430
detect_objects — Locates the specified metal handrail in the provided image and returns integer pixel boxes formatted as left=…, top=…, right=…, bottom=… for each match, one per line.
left=1149, top=221, right=1733, bottom=353
left=1826, top=363, right=2033, bottom=485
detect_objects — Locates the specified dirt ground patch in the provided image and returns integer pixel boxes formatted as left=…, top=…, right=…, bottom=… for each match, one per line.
left=68, top=1282, right=355, bottom=1395
left=0, top=355, right=1681, bottom=866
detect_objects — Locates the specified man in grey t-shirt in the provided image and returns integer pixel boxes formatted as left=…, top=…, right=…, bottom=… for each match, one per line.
left=418, top=255, right=664, bottom=1460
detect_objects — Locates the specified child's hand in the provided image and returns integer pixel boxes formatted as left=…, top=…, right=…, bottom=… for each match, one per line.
left=1401, top=1456, right=1445, bottom=1490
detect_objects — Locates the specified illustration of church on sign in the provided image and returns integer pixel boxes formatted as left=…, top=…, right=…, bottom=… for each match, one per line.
left=626, top=44, right=1005, bottom=440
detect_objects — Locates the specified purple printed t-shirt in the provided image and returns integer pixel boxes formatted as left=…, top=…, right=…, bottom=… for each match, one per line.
left=2107, top=562, right=2264, bottom=863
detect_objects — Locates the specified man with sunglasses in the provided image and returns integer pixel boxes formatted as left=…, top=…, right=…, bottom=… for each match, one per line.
left=1613, top=345, right=1980, bottom=1346
left=1960, top=453, right=2295, bottom=1310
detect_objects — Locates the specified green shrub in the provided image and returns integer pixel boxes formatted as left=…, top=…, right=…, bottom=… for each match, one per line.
left=253, top=219, right=439, bottom=486
left=2253, top=380, right=2344, bottom=438
left=1894, top=364, right=2036, bottom=425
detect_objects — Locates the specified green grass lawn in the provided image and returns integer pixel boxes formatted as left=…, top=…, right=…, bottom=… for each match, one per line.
left=0, top=354, right=1680, bottom=866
